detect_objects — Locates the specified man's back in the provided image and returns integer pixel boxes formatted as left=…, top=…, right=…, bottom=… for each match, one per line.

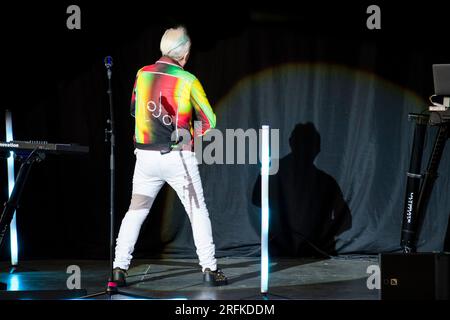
left=131, top=56, right=216, bottom=150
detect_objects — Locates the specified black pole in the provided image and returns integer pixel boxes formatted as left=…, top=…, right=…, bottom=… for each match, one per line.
left=414, top=123, right=449, bottom=242
left=79, top=57, right=153, bottom=299
left=105, top=60, right=117, bottom=294
left=400, top=114, right=428, bottom=253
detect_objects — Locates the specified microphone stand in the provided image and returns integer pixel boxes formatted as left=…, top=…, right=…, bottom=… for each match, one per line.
left=80, top=58, right=121, bottom=298
left=105, top=62, right=117, bottom=294
left=82, top=58, right=117, bottom=298
left=82, top=57, right=150, bottom=300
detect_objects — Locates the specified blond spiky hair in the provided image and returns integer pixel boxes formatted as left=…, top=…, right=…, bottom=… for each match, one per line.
left=160, top=26, right=191, bottom=61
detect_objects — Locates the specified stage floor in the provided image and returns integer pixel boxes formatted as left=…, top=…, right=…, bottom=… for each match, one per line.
left=0, top=256, right=379, bottom=300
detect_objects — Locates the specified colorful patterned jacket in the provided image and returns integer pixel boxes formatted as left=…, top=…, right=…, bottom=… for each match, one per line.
left=131, top=56, right=216, bottom=150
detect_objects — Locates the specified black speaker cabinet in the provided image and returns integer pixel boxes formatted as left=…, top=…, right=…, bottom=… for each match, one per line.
left=380, top=252, right=450, bottom=300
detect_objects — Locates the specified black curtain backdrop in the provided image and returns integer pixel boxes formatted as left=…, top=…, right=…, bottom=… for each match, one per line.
left=0, top=1, right=449, bottom=261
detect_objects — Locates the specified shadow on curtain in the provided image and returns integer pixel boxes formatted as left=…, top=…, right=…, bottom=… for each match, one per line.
left=252, top=122, right=352, bottom=257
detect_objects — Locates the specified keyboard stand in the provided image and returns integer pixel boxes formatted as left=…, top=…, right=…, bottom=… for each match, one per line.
left=0, top=150, right=45, bottom=253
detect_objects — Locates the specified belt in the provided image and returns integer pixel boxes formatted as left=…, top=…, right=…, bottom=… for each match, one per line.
left=135, top=143, right=193, bottom=152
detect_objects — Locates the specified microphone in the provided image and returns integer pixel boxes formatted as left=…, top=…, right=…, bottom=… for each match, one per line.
left=104, top=56, right=113, bottom=79
left=104, top=56, right=113, bottom=69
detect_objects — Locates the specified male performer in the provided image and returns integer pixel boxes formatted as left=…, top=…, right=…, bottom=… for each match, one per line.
left=112, top=26, right=227, bottom=287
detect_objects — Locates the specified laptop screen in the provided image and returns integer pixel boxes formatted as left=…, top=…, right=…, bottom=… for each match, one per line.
left=432, top=64, right=450, bottom=96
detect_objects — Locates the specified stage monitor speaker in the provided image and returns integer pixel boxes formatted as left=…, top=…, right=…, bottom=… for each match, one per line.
left=380, top=252, right=449, bottom=300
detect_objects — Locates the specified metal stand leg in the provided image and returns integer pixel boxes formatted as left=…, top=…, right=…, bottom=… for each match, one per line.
left=0, top=151, right=44, bottom=250
left=401, top=114, right=428, bottom=252
left=0, top=151, right=44, bottom=290
left=401, top=114, right=449, bottom=253
left=414, top=124, right=449, bottom=242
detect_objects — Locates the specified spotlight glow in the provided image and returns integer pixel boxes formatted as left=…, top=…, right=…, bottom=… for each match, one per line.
left=5, top=110, right=18, bottom=266
left=8, top=274, right=21, bottom=291
left=261, top=125, right=270, bottom=294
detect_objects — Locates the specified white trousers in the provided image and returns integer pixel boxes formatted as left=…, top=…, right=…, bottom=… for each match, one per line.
left=113, top=149, right=217, bottom=272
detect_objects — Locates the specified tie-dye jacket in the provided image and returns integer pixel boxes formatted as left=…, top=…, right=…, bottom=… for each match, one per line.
left=131, top=56, right=216, bottom=150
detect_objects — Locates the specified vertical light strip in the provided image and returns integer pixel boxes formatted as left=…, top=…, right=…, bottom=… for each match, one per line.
left=5, top=110, right=18, bottom=266
left=261, top=125, right=270, bottom=294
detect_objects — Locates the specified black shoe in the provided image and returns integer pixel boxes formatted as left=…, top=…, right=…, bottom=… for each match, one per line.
left=112, top=267, right=127, bottom=287
left=203, top=268, right=228, bottom=286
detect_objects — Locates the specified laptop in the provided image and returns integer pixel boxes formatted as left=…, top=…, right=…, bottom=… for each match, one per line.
left=432, top=64, right=450, bottom=96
